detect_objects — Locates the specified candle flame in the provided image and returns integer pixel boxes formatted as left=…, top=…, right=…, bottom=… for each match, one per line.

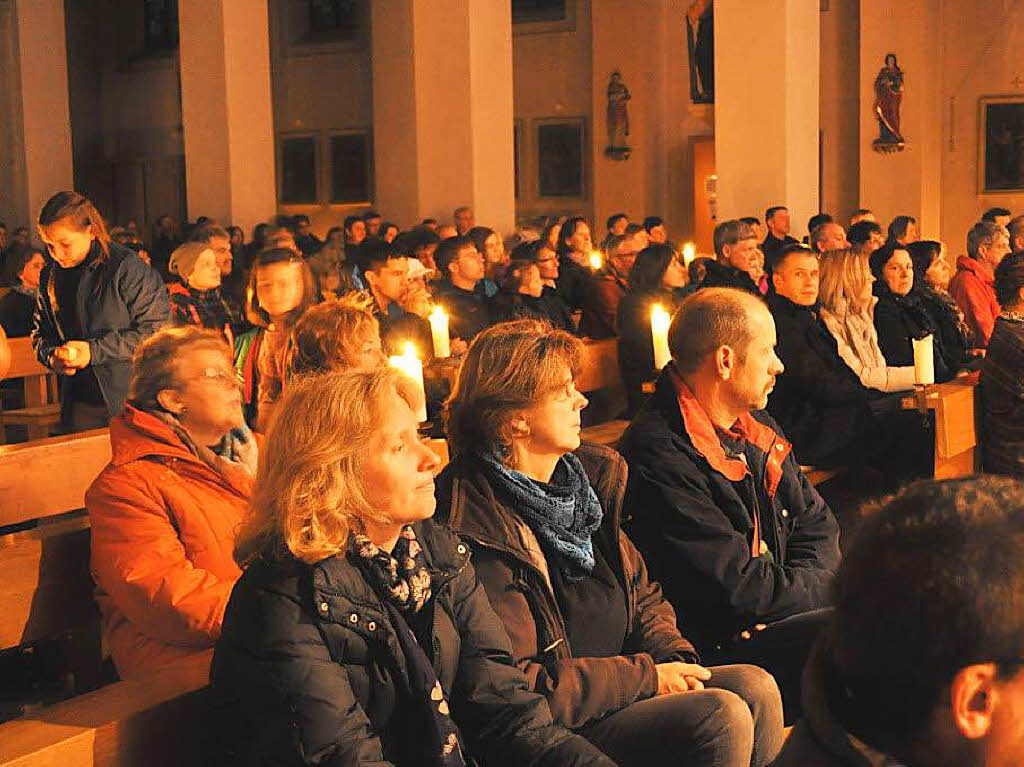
left=682, top=242, right=697, bottom=267
left=430, top=304, right=446, bottom=320
left=589, top=251, right=603, bottom=270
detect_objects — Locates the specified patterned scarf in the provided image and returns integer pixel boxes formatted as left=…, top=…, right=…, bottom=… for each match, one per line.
left=348, top=526, right=466, bottom=767
left=478, top=453, right=603, bottom=579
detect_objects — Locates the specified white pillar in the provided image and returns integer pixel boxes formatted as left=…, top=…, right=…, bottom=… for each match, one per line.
left=714, top=0, right=820, bottom=236
left=371, top=0, right=515, bottom=234
left=178, top=0, right=277, bottom=235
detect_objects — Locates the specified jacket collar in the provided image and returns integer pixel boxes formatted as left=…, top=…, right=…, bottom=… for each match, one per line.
left=956, top=254, right=994, bottom=285
left=108, top=404, right=209, bottom=466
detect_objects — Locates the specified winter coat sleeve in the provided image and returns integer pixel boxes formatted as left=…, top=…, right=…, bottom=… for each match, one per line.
left=950, top=271, right=997, bottom=347
left=85, top=465, right=238, bottom=647
left=873, top=298, right=914, bottom=367
left=31, top=269, right=61, bottom=367
left=447, top=561, right=616, bottom=767
left=88, top=257, right=170, bottom=366
left=773, top=317, right=871, bottom=406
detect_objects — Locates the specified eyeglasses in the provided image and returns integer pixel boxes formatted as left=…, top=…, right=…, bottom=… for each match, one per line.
left=187, top=367, right=244, bottom=388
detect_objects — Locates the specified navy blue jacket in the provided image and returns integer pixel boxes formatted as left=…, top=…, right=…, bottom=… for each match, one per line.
left=618, top=370, right=841, bottom=652
left=32, top=240, right=169, bottom=418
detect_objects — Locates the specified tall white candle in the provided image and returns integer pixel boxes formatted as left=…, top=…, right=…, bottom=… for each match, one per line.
left=651, top=304, right=672, bottom=371
left=429, top=305, right=450, bottom=359
left=682, top=242, right=697, bottom=267
left=589, top=251, right=603, bottom=270
left=912, top=335, right=935, bottom=386
left=388, top=342, right=428, bottom=422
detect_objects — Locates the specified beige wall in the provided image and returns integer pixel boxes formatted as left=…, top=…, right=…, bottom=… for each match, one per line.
left=819, top=0, right=859, bottom=225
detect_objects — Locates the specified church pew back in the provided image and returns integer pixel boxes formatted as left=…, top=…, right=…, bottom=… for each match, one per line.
left=901, top=372, right=981, bottom=479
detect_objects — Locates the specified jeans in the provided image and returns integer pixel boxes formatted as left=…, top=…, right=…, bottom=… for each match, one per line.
left=578, top=664, right=784, bottom=767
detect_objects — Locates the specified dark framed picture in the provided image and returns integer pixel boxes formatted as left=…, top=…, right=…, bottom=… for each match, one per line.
left=537, top=119, right=585, bottom=199
left=280, top=135, right=318, bottom=204
left=979, top=96, right=1024, bottom=193
left=514, top=120, right=523, bottom=199
left=307, top=0, right=360, bottom=43
left=330, top=131, right=372, bottom=204
left=512, top=0, right=567, bottom=24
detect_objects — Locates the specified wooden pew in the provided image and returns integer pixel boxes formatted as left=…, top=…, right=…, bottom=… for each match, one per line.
left=901, top=372, right=981, bottom=479
left=0, top=337, right=61, bottom=443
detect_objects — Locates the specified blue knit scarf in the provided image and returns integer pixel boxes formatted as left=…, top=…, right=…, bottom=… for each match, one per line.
left=478, top=453, right=603, bottom=578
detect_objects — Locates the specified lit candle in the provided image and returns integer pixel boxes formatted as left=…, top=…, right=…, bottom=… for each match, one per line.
left=912, top=335, right=935, bottom=386
left=682, top=242, right=697, bottom=267
left=429, top=305, right=450, bottom=359
left=589, top=251, right=603, bottom=270
left=388, top=341, right=428, bottom=422
left=650, top=304, right=672, bottom=371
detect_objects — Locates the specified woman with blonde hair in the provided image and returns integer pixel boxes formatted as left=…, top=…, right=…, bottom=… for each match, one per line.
left=818, top=248, right=916, bottom=392
left=212, top=369, right=611, bottom=766
left=435, top=320, right=783, bottom=766
left=288, top=293, right=384, bottom=376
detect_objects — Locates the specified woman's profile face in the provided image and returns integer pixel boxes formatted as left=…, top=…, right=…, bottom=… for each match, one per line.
left=925, top=253, right=951, bottom=291
left=515, top=364, right=588, bottom=458
left=38, top=222, right=95, bottom=268
left=360, top=388, right=440, bottom=525
left=171, top=346, right=244, bottom=439
left=662, top=257, right=687, bottom=289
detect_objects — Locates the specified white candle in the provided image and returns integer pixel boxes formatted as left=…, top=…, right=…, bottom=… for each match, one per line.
left=429, top=305, right=450, bottom=359
left=912, top=335, right=935, bottom=386
left=682, top=242, right=697, bottom=267
left=589, top=251, right=603, bottom=270
left=651, top=304, right=672, bottom=371
left=388, top=342, right=428, bottom=422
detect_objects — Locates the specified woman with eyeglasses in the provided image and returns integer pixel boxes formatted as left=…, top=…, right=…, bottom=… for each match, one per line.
left=86, top=326, right=259, bottom=679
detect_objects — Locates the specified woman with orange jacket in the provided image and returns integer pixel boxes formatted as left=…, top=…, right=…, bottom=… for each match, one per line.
left=85, top=326, right=258, bottom=678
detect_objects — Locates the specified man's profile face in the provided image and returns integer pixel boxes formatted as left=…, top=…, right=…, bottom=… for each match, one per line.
left=723, top=237, right=759, bottom=274
left=649, top=224, right=667, bottom=244
left=818, top=223, right=850, bottom=252
left=769, top=209, right=791, bottom=236
left=728, top=305, right=784, bottom=413
left=981, top=234, right=1011, bottom=268
left=347, top=221, right=366, bottom=245
left=772, top=253, right=820, bottom=306
left=371, top=257, right=409, bottom=303
left=610, top=217, right=628, bottom=236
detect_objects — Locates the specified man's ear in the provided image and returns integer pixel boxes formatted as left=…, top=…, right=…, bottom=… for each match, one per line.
left=156, top=388, right=185, bottom=417
left=714, top=345, right=736, bottom=381
left=950, top=663, right=999, bottom=741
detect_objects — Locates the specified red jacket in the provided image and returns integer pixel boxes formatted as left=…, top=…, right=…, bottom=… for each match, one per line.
left=85, top=405, right=255, bottom=678
left=949, top=255, right=1000, bottom=347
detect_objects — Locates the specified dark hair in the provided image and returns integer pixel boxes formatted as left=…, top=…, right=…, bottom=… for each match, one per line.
left=245, top=248, right=320, bottom=328
left=37, top=191, right=112, bottom=263
left=411, top=228, right=441, bottom=251
left=325, top=226, right=343, bottom=242
left=627, top=244, right=677, bottom=293
left=905, top=240, right=942, bottom=290
left=509, top=240, right=542, bottom=262
left=848, top=220, right=883, bottom=246
left=557, top=216, right=589, bottom=257
left=668, top=288, right=759, bottom=374
left=713, top=219, right=756, bottom=258
left=466, top=226, right=496, bottom=256
left=767, top=243, right=815, bottom=275
left=1008, top=215, right=1024, bottom=243
left=420, top=217, right=438, bottom=227
left=434, top=235, right=475, bottom=278
left=887, top=215, right=916, bottom=242
left=606, top=212, right=628, bottom=232
left=643, top=216, right=663, bottom=233
left=808, top=213, right=833, bottom=234
left=501, top=259, right=538, bottom=293
left=294, top=214, right=310, bottom=226
left=605, top=233, right=632, bottom=259
left=389, top=232, right=418, bottom=258
left=995, top=251, right=1024, bottom=308
left=810, top=222, right=843, bottom=252
left=739, top=216, right=760, bottom=228
left=825, top=477, right=1024, bottom=753
left=868, top=241, right=904, bottom=280
left=187, top=223, right=230, bottom=245
left=982, top=207, right=1012, bottom=223
left=3, top=242, right=44, bottom=286
left=362, top=240, right=404, bottom=273
left=764, top=205, right=787, bottom=223
left=343, top=215, right=363, bottom=233
left=362, top=210, right=381, bottom=222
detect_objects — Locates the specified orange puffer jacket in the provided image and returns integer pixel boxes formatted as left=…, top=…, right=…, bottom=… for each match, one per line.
left=85, top=405, right=254, bottom=679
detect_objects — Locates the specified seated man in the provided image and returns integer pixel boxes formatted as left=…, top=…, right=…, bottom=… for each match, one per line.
left=618, top=287, right=841, bottom=714
left=761, top=206, right=799, bottom=262
left=950, top=220, right=1011, bottom=347
left=701, top=219, right=761, bottom=293
left=580, top=233, right=635, bottom=338
left=775, top=476, right=1024, bottom=766
left=361, top=239, right=432, bottom=355
left=433, top=234, right=495, bottom=343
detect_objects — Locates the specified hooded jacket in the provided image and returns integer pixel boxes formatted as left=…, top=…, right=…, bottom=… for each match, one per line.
left=949, top=254, right=1000, bottom=347
left=85, top=404, right=254, bottom=678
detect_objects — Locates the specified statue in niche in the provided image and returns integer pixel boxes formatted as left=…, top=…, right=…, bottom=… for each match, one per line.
left=686, top=0, right=714, bottom=104
left=873, top=53, right=906, bottom=153
left=605, top=71, right=632, bottom=161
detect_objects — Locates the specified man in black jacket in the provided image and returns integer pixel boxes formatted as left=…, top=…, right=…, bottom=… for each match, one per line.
left=700, top=219, right=761, bottom=293
left=618, top=287, right=841, bottom=716
left=433, top=235, right=495, bottom=343
left=762, top=206, right=799, bottom=262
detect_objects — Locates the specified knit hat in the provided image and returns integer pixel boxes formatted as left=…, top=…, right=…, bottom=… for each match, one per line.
left=169, top=242, right=211, bottom=279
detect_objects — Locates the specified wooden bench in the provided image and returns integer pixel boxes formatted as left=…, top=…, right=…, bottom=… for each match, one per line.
left=0, top=337, right=61, bottom=443
left=901, top=372, right=981, bottom=479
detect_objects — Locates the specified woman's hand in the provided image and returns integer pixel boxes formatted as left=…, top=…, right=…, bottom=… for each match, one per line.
left=655, top=662, right=712, bottom=695
left=232, top=430, right=258, bottom=476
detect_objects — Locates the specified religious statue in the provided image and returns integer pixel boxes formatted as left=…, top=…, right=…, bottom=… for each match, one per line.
left=872, top=53, right=905, bottom=153
left=605, top=71, right=632, bottom=161
left=686, top=0, right=714, bottom=104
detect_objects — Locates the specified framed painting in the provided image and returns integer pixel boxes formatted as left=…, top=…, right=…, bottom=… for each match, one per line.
left=329, top=131, right=373, bottom=205
left=279, top=134, right=318, bottom=204
left=979, top=96, right=1024, bottom=193
left=537, top=119, right=586, bottom=199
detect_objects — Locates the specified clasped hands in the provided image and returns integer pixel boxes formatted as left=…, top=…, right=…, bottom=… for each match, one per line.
left=50, top=341, right=91, bottom=374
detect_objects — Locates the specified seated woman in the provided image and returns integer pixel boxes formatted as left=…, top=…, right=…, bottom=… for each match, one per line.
left=167, top=241, right=234, bottom=344
left=234, top=248, right=319, bottom=431
left=288, top=294, right=385, bottom=376
left=869, top=243, right=953, bottom=382
left=907, top=239, right=977, bottom=371
left=86, top=327, right=257, bottom=679
left=496, top=258, right=575, bottom=332
left=818, top=248, right=916, bottom=392
left=981, top=252, right=1024, bottom=476
left=617, top=244, right=688, bottom=415
left=212, top=369, right=611, bottom=766
left=0, top=243, right=44, bottom=337
left=435, top=320, right=783, bottom=766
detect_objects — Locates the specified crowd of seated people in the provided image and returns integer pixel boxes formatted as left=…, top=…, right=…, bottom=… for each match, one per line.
left=8, top=191, right=1024, bottom=765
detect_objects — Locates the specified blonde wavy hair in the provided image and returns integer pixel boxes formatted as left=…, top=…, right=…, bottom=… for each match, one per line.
left=818, top=248, right=875, bottom=314
left=288, top=293, right=379, bottom=376
left=235, top=367, right=411, bottom=565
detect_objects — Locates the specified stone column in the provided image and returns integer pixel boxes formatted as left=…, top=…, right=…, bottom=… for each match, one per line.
left=0, top=0, right=74, bottom=230
left=178, top=0, right=277, bottom=235
left=371, top=0, right=515, bottom=234
left=714, top=0, right=820, bottom=237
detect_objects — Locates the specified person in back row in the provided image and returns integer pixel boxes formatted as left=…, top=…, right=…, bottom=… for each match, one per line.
left=702, top=219, right=761, bottom=293
left=433, top=235, right=494, bottom=345
left=579, top=233, right=636, bottom=338
left=774, top=476, right=1024, bottom=766
left=950, top=220, right=1011, bottom=347
left=436, top=320, right=784, bottom=766
left=618, top=288, right=841, bottom=716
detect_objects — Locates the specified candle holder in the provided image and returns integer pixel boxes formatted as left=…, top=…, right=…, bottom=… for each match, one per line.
left=913, top=383, right=930, bottom=414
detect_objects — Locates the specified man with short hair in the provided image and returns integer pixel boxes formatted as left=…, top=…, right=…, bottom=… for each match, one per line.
left=806, top=214, right=833, bottom=241
left=453, top=206, right=474, bottom=236
left=607, top=212, right=629, bottom=238
left=362, top=209, right=382, bottom=238
left=186, top=223, right=245, bottom=332
left=433, top=235, right=493, bottom=342
left=619, top=286, right=840, bottom=714
left=1008, top=214, right=1024, bottom=252
left=887, top=215, right=918, bottom=246
left=762, top=206, right=798, bottom=261
left=740, top=215, right=766, bottom=243
left=950, top=221, right=1012, bottom=346
left=702, top=219, right=760, bottom=293
left=362, top=240, right=430, bottom=354
left=809, top=222, right=849, bottom=254
left=580, top=233, right=635, bottom=339
left=848, top=208, right=875, bottom=226
left=293, top=214, right=321, bottom=257
left=643, top=215, right=667, bottom=244
left=775, top=476, right=1024, bottom=767
left=847, top=220, right=885, bottom=256
left=981, top=206, right=1012, bottom=228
